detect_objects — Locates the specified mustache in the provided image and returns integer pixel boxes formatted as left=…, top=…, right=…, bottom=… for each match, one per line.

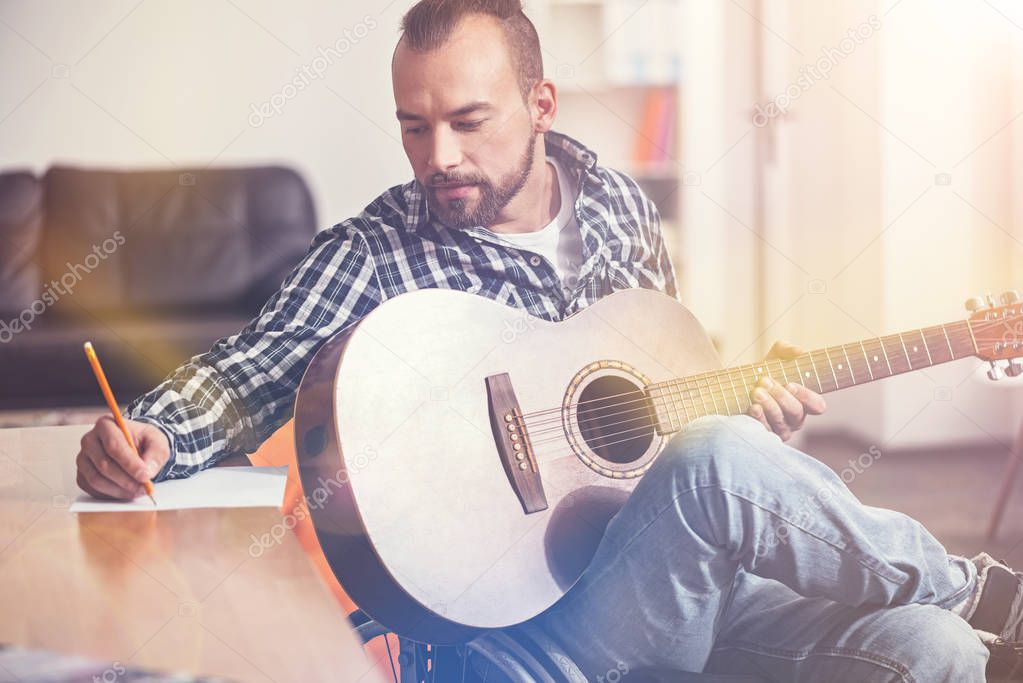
left=427, top=173, right=487, bottom=188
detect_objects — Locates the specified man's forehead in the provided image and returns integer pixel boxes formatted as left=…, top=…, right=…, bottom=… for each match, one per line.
left=391, top=15, right=517, bottom=109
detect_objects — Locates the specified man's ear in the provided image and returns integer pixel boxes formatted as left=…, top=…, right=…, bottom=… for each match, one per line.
left=531, top=79, right=557, bottom=133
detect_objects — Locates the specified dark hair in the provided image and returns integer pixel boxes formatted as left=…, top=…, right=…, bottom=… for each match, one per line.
left=399, top=0, right=543, bottom=99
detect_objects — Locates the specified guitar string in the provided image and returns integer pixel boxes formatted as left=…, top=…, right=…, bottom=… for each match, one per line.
left=478, top=318, right=1006, bottom=459
left=515, top=320, right=989, bottom=426
left=515, top=342, right=900, bottom=423
left=520, top=321, right=1002, bottom=441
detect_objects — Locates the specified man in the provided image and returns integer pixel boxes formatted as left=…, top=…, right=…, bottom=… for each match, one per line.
left=76, top=0, right=1022, bottom=679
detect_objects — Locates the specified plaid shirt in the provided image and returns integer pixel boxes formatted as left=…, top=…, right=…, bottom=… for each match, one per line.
left=127, top=131, right=679, bottom=481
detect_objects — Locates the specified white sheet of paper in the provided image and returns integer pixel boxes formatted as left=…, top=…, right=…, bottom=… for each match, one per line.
left=69, top=466, right=288, bottom=512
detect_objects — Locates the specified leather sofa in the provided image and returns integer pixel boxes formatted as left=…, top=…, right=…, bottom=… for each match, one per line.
left=0, top=165, right=317, bottom=409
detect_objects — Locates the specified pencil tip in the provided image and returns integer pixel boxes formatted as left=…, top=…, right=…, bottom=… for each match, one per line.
left=83, top=341, right=93, bottom=351
left=149, top=493, right=157, bottom=507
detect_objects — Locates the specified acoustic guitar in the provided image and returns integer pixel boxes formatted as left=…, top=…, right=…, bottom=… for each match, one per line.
left=294, top=287, right=1022, bottom=643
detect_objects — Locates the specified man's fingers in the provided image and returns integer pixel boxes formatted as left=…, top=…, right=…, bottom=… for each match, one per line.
left=752, top=387, right=791, bottom=441
left=134, top=426, right=170, bottom=478
left=747, top=402, right=773, bottom=433
left=82, top=431, right=143, bottom=496
left=77, top=450, right=140, bottom=500
left=768, top=381, right=807, bottom=429
left=95, top=417, right=150, bottom=483
left=787, top=382, right=827, bottom=415
left=767, top=340, right=805, bottom=359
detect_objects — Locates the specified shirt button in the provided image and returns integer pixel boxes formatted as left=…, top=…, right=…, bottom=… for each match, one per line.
left=529, top=255, right=542, bottom=267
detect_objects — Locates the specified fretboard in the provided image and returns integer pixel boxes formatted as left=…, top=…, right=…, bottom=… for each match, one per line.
left=645, top=320, right=979, bottom=433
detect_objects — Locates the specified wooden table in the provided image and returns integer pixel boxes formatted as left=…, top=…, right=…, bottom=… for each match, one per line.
left=0, top=424, right=384, bottom=683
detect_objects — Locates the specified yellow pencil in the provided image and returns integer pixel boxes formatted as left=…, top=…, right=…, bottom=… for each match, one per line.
left=82, top=342, right=157, bottom=506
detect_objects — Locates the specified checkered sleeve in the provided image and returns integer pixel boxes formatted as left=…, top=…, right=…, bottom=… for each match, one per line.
left=125, top=221, right=381, bottom=481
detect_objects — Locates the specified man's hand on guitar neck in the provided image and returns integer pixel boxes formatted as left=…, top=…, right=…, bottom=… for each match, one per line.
left=747, top=340, right=827, bottom=441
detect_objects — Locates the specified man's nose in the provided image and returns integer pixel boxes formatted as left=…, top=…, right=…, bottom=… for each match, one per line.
left=428, top=127, right=463, bottom=173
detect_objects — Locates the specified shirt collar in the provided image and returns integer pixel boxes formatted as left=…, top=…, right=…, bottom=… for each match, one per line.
left=402, top=130, right=602, bottom=234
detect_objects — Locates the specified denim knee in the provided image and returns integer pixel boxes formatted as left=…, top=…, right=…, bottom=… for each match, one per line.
left=656, top=414, right=782, bottom=489
left=896, top=607, right=987, bottom=681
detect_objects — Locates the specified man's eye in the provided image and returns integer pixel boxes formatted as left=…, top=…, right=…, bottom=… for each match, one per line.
left=456, top=120, right=484, bottom=131
left=404, top=126, right=425, bottom=135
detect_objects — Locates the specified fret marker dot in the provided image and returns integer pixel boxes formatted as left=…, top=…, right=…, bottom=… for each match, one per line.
left=913, top=346, right=918, bottom=352
left=838, top=363, right=843, bottom=370
left=805, top=371, right=811, bottom=378
left=873, top=355, right=879, bottom=362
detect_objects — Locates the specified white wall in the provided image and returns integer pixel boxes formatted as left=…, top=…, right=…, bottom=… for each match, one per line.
left=0, top=0, right=418, bottom=226
left=754, top=0, right=1023, bottom=448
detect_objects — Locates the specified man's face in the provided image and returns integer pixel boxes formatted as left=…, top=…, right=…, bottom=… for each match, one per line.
left=392, top=15, right=536, bottom=229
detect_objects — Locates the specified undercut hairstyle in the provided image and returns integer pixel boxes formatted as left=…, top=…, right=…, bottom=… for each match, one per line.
left=400, top=0, right=544, bottom=100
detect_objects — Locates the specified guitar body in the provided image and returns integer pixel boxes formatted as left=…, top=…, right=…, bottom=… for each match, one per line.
left=295, top=288, right=721, bottom=643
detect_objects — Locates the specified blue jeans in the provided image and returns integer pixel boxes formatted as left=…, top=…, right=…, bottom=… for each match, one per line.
left=536, top=415, right=988, bottom=682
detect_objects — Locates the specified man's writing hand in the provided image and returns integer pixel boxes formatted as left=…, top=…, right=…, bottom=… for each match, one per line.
left=76, top=416, right=170, bottom=500
left=747, top=340, right=827, bottom=441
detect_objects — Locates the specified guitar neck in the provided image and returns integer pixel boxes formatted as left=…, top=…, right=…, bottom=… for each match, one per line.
left=646, top=319, right=979, bottom=432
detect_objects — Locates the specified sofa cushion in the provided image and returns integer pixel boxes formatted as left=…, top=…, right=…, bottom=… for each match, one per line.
left=0, top=312, right=255, bottom=409
left=0, top=171, right=43, bottom=317
left=41, top=165, right=316, bottom=317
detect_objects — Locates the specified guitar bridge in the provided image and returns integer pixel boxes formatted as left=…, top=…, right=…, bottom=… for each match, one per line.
left=485, top=373, right=548, bottom=515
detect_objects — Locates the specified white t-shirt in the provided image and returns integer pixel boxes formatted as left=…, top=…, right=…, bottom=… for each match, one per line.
left=499, top=156, right=583, bottom=294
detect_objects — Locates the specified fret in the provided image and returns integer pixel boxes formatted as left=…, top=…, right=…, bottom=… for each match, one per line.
left=822, top=347, right=840, bottom=389
left=965, top=320, right=980, bottom=355
left=839, top=345, right=855, bottom=384
left=806, top=353, right=825, bottom=392
left=916, top=329, right=933, bottom=365
left=944, top=322, right=975, bottom=359
left=652, top=388, right=670, bottom=431
left=940, top=324, right=954, bottom=358
left=878, top=338, right=895, bottom=375
left=857, top=340, right=875, bottom=380
left=737, top=366, right=751, bottom=405
left=713, top=374, right=729, bottom=414
left=687, top=380, right=702, bottom=421
left=922, top=326, right=953, bottom=365
left=724, top=370, right=741, bottom=415
left=668, top=382, right=684, bottom=430
left=897, top=332, right=913, bottom=369
left=703, top=375, right=722, bottom=415
left=672, top=381, right=689, bottom=423
left=706, top=375, right=721, bottom=415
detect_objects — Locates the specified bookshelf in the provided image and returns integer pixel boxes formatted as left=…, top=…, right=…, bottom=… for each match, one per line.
left=528, top=0, right=685, bottom=262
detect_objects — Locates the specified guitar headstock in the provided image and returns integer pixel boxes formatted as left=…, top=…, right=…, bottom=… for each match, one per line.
left=967, top=290, right=1023, bottom=379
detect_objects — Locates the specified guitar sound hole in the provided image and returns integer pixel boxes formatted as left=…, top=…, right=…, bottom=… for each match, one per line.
left=576, top=376, right=655, bottom=464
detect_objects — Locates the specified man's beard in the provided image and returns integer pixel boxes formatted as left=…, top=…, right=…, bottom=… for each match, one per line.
left=426, top=134, right=536, bottom=230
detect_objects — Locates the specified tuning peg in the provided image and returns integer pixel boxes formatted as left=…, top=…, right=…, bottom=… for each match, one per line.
left=966, top=296, right=987, bottom=312
left=1007, top=359, right=1023, bottom=377
left=989, top=361, right=1006, bottom=381
left=1002, top=290, right=1021, bottom=305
